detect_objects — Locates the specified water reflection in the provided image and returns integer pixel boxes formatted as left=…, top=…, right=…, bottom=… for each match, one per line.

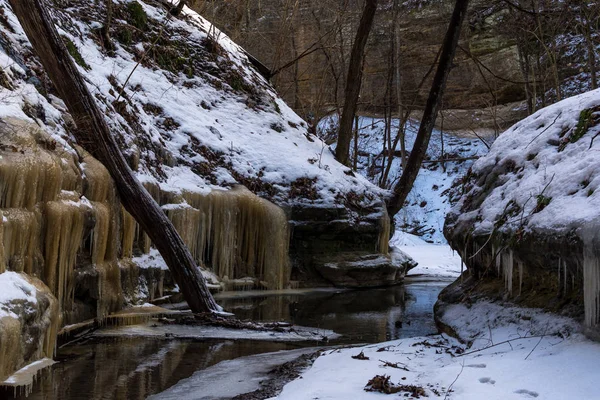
left=6, top=280, right=447, bottom=399
left=216, top=281, right=447, bottom=344
left=5, top=340, right=296, bottom=400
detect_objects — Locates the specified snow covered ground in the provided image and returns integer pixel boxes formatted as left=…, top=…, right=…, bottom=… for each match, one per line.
left=392, top=232, right=462, bottom=279
left=0, top=271, right=39, bottom=319
left=271, top=300, right=600, bottom=400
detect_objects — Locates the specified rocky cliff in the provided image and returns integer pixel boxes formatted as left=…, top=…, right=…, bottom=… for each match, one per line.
left=195, top=0, right=531, bottom=131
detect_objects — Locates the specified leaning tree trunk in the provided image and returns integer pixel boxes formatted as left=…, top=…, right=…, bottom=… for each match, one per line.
left=335, top=0, right=377, bottom=166
left=8, top=0, right=219, bottom=313
left=387, top=0, right=470, bottom=217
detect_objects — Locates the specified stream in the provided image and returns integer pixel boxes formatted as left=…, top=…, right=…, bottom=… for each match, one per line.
left=10, top=279, right=450, bottom=400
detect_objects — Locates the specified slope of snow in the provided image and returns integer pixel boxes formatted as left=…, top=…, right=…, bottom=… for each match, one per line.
left=319, top=116, right=490, bottom=243
left=392, top=232, right=463, bottom=279
left=272, top=301, right=600, bottom=400
left=0, top=0, right=382, bottom=207
left=448, top=88, right=600, bottom=236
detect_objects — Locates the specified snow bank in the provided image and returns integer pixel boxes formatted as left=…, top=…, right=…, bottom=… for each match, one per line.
left=272, top=302, right=600, bottom=400
left=448, top=89, right=600, bottom=236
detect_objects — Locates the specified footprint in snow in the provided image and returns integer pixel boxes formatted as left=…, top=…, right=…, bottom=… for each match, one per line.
left=478, top=377, right=496, bottom=384
left=514, top=389, right=539, bottom=398
left=466, top=364, right=486, bottom=368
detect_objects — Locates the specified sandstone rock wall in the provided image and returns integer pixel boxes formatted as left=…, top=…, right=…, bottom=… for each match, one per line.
left=196, top=0, right=527, bottom=130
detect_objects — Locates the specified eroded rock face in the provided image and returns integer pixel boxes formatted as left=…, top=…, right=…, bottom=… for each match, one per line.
left=314, top=250, right=416, bottom=288
left=289, top=204, right=415, bottom=287
left=196, top=0, right=527, bottom=129
left=0, top=272, right=58, bottom=382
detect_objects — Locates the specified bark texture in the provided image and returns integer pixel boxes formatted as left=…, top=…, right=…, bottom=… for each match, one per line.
left=8, top=0, right=219, bottom=313
left=335, top=0, right=378, bottom=166
left=387, top=0, right=470, bottom=217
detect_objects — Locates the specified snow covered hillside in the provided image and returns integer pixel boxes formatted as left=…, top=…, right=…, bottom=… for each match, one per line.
left=319, top=116, right=490, bottom=243
left=446, top=88, right=600, bottom=237
left=0, top=0, right=381, bottom=207
left=444, top=89, right=600, bottom=333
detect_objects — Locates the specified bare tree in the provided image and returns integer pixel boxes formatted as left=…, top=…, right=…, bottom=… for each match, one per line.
left=9, top=0, right=219, bottom=313
left=387, top=0, right=470, bottom=217
left=335, top=0, right=378, bottom=166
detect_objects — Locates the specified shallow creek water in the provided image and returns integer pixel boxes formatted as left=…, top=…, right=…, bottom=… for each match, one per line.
left=8, top=280, right=449, bottom=399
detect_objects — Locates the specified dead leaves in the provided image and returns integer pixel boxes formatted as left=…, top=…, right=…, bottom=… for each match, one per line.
left=352, top=350, right=369, bottom=360
left=365, top=375, right=427, bottom=397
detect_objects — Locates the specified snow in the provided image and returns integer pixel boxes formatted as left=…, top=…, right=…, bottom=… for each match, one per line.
left=132, top=248, right=170, bottom=271
left=265, top=237, right=600, bottom=400
left=392, top=232, right=463, bottom=279
left=149, top=347, right=319, bottom=400
left=320, top=116, right=490, bottom=243
left=1, top=358, right=55, bottom=387
left=271, top=301, right=600, bottom=400
left=449, top=88, right=600, bottom=236
left=0, top=272, right=38, bottom=319
left=93, top=321, right=338, bottom=342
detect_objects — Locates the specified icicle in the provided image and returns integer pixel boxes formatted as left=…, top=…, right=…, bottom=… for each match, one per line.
left=583, top=248, right=600, bottom=327
left=155, top=186, right=293, bottom=290
left=518, top=261, right=524, bottom=295
left=121, top=208, right=136, bottom=258
left=378, top=208, right=391, bottom=255
left=1, top=209, right=41, bottom=274
left=564, top=259, right=568, bottom=295
left=44, top=201, right=86, bottom=321
left=496, top=249, right=502, bottom=276
left=502, top=250, right=514, bottom=295
left=557, top=258, right=561, bottom=295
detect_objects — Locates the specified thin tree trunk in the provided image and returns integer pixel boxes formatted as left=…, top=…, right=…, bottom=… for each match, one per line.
left=9, top=0, right=219, bottom=313
left=171, top=0, right=187, bottom=16
left=387, top=0, right=470, bottom=217
left=393, top=14, right=407, bottom=171
left=353, top=115, right=359, bottom=171
left=101, top=0, right=114, bottom=52
left=335, top=0, right=378, bottom=166
left=582, top=20, right=597, bottom=90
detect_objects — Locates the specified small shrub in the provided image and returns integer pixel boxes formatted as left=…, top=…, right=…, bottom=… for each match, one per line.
left=63, top=37, right=90, bottom=70
left=126, top=1, right=147, bottom=30
left=116, top=27, right=133, bottom=45
left=571, top=108, right=593, bottom=143
left=533, top=194, right=552, bottom=213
